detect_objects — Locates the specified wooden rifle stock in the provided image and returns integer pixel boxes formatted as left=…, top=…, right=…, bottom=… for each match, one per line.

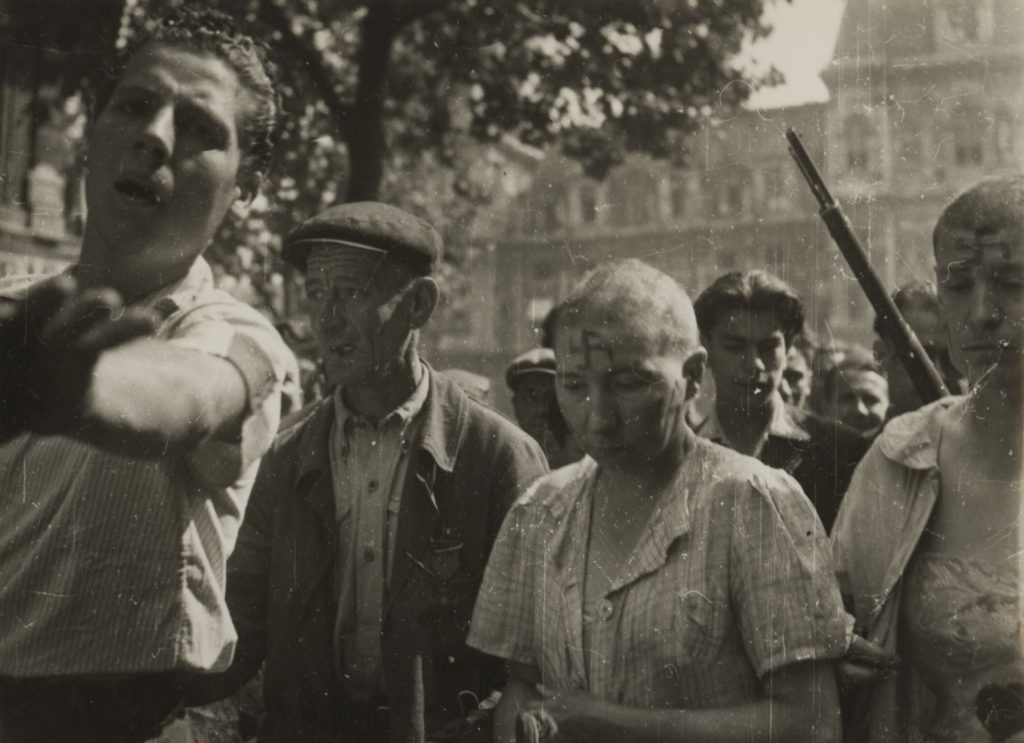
left=785, top=127, right=949, bottom=404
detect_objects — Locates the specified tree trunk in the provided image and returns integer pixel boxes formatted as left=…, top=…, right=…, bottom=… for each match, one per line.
left=345, top=2, right=397, bottom=201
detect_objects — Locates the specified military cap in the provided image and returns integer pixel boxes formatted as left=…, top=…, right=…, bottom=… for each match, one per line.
left=282, top=201, right=443, bottom=275
left=506, top=347, right=557, bottom=389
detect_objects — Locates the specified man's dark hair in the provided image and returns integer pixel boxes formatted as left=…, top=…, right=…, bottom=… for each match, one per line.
left=89, top=5, right=281, bottom=183
left=694, top=270, right=806, bottom=345
left=540, top=305, right=559, bottom=349
left=873, top=281, right=941, bottom=338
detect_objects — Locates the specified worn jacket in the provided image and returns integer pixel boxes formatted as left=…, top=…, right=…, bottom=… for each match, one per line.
left=831, top=396, right=962, bottom=743
left=187, top=368, right=547, bottom=742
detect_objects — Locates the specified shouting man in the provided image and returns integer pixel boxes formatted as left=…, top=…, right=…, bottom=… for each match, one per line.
left=0, top=8, right=295, bottom=742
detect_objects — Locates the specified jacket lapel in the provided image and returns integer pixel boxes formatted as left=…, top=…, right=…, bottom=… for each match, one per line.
left=385, top=368, right=466, bottom=613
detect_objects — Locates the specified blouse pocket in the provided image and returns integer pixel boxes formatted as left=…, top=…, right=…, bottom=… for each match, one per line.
left=668, top=588, right=718, bottom=663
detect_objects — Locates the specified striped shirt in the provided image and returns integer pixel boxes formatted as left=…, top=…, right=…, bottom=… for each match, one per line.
left=0, top=258, right=296, bottom=676
left=468, top=437, right=851, bottom=707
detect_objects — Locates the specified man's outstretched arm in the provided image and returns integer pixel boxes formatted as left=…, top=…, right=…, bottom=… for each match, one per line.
left=1, top=276, right=277, bottom=464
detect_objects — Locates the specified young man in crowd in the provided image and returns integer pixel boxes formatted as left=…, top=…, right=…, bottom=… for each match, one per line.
left=693, top=270, right=867, bottom=531
left=0, top=8, right=295, bottom=742
left=873, top=281, right=966, bottom=420
left=780, top=334, right=815, bottom=409
left=506, top=346, right=584, bottom=469
left=821, top=345, right=889, bottom=435
left=185, top=202, right=547, bottom=742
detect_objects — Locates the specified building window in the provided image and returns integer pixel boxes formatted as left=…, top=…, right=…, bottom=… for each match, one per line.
left=670, top=177, right=688, bottom=218
left=764, top=168, right=790, bottom=212
left=626, top=176, right=656, bottom=226
left=994, top=108, right=1015, bottom=158
left=953, top=106, right=985, bottom=166
left=897, top=131, right=922, bottom=168
left=844, top=114, right=874, bottom=173
left=542, top=193, right=562, bottom=232
left=578, top=181, right=598, bottom=224
left=713, top=173, right=747, bottom=219
left=938, top=0, right=987, bottom=43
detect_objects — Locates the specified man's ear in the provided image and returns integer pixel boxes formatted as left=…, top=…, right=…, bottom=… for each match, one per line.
left=682, top=346, right=708, bottom=402
left=872, top=337, right=889, bottom=367
left=407, top=277, right=440, bottom=329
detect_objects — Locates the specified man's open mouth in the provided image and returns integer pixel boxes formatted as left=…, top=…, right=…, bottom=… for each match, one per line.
left=331, top=343, right=356, bottom=356
left=115, top=178, right=163, bottom=206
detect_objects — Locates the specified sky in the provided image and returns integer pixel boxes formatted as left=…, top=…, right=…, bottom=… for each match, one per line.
left=740, top=0, right=847, bottom=109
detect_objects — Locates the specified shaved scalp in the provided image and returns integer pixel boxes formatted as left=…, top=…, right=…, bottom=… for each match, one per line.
left=934, top=173, right=1024, bottom=249
left=554, top=259, right=699, bottom=356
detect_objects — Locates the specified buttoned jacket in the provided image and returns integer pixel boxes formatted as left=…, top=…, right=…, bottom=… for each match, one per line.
left=189, top=368, right=547, bottom=742
left=697, top=399, right=868, bottom=532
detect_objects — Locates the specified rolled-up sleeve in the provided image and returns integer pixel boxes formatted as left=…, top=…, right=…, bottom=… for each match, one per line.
left=162, top=298, right=298, bottom=486
left=729, top=470, right=852, bottom=680
left=467, top=499, right=544, bottom=666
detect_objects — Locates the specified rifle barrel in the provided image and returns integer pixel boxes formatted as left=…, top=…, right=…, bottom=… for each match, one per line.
left=784, top=127, right=950, bottom=404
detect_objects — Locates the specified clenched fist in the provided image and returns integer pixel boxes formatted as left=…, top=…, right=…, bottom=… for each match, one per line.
left=0, top=276, right=159, bottom=440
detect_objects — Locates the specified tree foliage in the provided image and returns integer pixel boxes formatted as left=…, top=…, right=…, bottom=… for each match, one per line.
left=6, top=0, right=781, bottom=320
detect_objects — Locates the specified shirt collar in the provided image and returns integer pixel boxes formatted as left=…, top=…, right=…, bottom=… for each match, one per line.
left=699, top=393, right=811, bottom=446
left=334, top=363, right=431, bottom=436
left=138, top=257, right=215, bottom=316
left=877, top=395, right=963, bottom=471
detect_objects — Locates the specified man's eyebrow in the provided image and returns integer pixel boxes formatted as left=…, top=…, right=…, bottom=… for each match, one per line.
left=944, top=258, right=979, bottom=272
left=177, top=100, right=232, bottom=138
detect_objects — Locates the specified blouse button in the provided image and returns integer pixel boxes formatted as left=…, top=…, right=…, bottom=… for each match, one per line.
left=598, top=599, right=614, bottom=621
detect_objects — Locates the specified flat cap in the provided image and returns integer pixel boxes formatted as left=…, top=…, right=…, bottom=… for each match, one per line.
left=506, top=347, right=557, bottom=388
left=283, top=201, right=443, bottom=275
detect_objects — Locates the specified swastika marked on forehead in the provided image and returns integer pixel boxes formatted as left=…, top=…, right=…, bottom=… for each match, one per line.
left=568, top=329, right=614, bottom=370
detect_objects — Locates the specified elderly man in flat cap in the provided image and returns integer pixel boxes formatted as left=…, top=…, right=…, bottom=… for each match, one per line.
left=185, top=202, right=547, bottom=742
left=506, top=347, right=584, bottom=470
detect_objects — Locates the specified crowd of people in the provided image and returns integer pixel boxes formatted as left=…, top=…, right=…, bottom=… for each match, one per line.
left=0, top=7, right=1020, bottom=743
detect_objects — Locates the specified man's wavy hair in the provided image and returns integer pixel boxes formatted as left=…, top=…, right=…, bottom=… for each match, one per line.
left=88, top=5, right=281, bottom=191
left=694, top=270, right=806, bottom=346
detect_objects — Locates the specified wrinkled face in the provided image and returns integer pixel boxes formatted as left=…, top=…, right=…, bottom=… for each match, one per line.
left=704, top=309, right=788, bottom=410
left=830, top=368, right=889, bottom=432
left=934, top=222, right=1024, bottom=390
left=781, top=346, right=812, bottom=408
left=881, top=305, right=964, bottom=413
left=304, top=248, right=417, bottom=388
left=553, top=320, right=692, bottom=471
left=85, top=44, right=247, bottom=280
